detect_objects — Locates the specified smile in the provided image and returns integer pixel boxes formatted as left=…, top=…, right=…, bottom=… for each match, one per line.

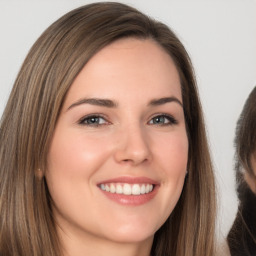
left=99, top=183, right=154, bottom=195
left=97, top=176, right=159, bottom=205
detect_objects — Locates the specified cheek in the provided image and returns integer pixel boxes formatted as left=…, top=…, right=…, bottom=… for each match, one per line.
left=251, top=154, right=256, bottom=176
left=150, top=131, right=188, bottom=225
left=45, top=131, right=115, bottom=211
left=155, top=130, right=188, bottom=174
left=47, top=130, right=112, bottom=177
left=45, top=130, right=114, bottom=210
left=244, top=171, right=256, bottom=194
left=153, top=130, right=188, bottom=182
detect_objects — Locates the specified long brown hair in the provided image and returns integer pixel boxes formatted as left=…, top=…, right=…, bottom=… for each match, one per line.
left=0, top=2, right=216, bottom=255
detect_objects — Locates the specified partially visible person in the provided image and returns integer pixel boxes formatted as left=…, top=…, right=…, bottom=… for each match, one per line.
left=227, top=86, right=256, bottom=256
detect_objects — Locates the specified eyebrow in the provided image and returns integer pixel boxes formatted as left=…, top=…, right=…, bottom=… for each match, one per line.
left=149, top=97, right=183, bottom=107
left=67, top=96, right=183, bottom=111
left=67, top=98, right=118, bottom=110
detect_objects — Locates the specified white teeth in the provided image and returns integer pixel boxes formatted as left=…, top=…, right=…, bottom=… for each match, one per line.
left=116, top=184, right=123, bottom=194
left=99, top=183, right=154, bottom=195
left=132, top=184, right=140, bottom=195
left=110, top=184, right=116, bottom=193
left=123, top=184, right=132, bottom=195
left=140, top=184, right=146, bottom=194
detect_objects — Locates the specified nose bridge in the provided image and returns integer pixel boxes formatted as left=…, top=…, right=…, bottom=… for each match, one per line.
left=114, top=121, right=151, bottom=165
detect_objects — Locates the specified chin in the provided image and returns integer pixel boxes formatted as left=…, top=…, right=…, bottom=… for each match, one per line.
left=103, top=224, right=157, bottom=244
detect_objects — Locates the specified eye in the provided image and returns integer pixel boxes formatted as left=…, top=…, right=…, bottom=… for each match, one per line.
left=78, top=115, right=109, bottom=126
left=148, top=114, right=177, bottom=126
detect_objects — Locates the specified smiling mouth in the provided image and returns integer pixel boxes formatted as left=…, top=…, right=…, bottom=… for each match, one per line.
left=99, top=183, right=154, bottom=195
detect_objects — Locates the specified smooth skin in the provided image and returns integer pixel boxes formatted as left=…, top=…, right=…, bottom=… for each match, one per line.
left=46, top=38, right=188, bottom=256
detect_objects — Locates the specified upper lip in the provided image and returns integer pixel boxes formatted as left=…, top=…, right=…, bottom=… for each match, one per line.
left=97, top=176, right=159, bottom=185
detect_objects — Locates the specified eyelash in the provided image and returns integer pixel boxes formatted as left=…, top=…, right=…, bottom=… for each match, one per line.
left=78, top=114, right=178, bottom=127
left=148, top=114, right=178, bottom=126
left=78, top=114, right=109, bottom=127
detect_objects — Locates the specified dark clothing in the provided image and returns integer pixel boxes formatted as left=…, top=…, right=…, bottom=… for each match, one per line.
left=227, top=181, right=256, bottom=256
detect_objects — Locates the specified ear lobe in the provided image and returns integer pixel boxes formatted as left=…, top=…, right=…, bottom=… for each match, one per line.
left=35, top=168, right=44, bottom=179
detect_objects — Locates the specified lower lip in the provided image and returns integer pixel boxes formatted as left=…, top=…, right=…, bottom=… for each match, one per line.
left=99, top=186, right=159, bottom=206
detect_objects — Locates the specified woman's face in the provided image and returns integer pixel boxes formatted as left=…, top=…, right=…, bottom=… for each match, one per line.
left=46, top=38, right=188, bottom=246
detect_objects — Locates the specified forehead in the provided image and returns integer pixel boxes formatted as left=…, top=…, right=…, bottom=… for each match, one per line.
left=64, top=38, right=182, bottom=107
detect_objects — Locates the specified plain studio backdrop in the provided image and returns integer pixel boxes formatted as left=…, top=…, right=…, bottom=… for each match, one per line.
left=0, top=0, right=255, bottom=245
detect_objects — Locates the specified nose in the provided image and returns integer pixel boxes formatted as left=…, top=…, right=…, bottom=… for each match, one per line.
left=114, top=124, right=152, bottom=166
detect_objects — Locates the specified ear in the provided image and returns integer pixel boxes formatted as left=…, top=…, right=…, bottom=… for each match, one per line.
left=35, top=168, right=44, bottom=179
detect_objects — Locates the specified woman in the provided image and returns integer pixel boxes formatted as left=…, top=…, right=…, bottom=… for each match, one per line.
left=227, top=86, right=256, bottom=255
left=0, top=2, right=216, bottom=256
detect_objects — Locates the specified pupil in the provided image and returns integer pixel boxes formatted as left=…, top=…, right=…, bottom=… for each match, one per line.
left=89, top=117, right=98, bottom=123
left=154, top=116, right=163, bottom=124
